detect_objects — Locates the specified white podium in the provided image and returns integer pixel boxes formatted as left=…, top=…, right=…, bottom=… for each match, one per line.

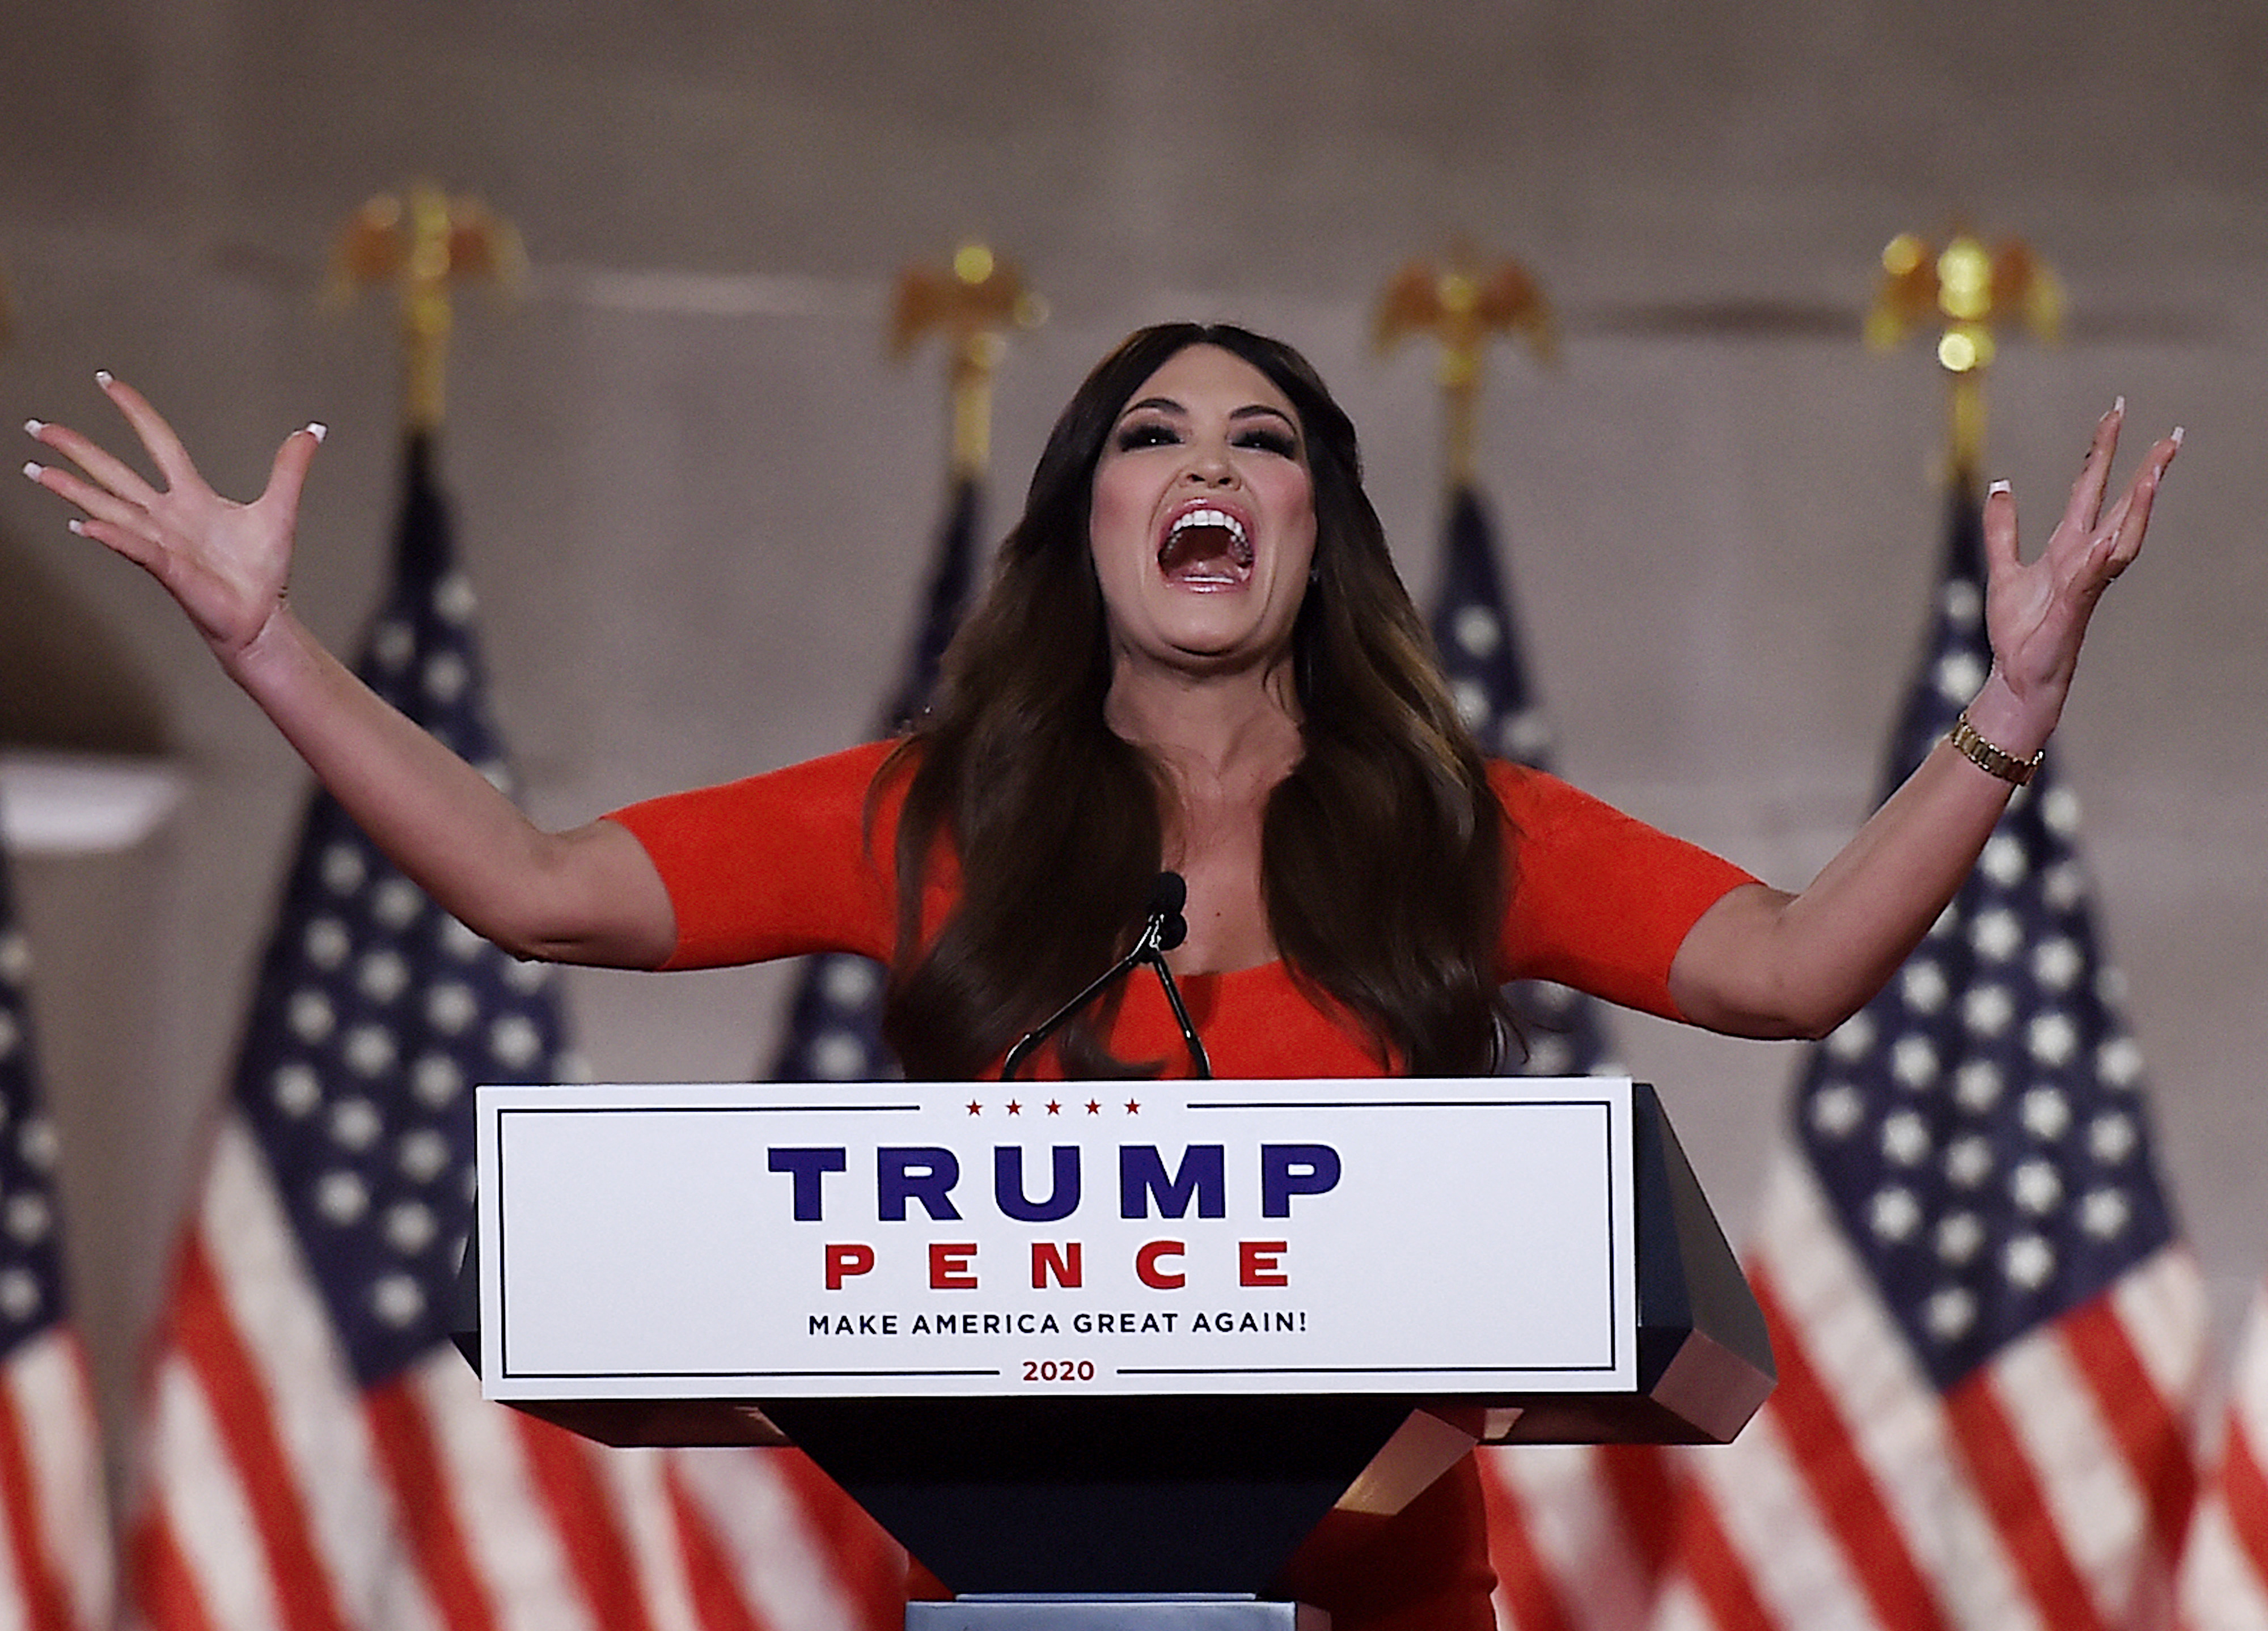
left=456, top=1078, right=1771, bottom=1627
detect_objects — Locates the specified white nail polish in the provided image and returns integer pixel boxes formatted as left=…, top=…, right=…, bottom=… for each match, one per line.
left=2172, top=426, right=2186, bottom=447
left=22, top=460, right=43, bottom=480
left=2113, top=395, right=2126, bottom=414
left=306, top=422, right=328, bottom=443
left=1987, top=478, right=2011, bottom=496
left=67, top=519, right=84, bottom=535
left=95, top=370, right=113, bottom=387
left=23, top=419, right=44, bottom=435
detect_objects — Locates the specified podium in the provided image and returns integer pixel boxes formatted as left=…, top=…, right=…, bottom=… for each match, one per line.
left=456, top=1077, right=1770, bottom=1628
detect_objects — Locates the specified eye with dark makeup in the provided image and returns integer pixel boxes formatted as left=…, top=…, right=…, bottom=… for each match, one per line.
left=1112, top=418, right=1180, bottom=452
left=1233, top=425, right=1298, bottom=459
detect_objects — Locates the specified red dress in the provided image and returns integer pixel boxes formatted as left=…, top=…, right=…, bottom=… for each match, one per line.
left=607, top=742, right=1754, bottom=1629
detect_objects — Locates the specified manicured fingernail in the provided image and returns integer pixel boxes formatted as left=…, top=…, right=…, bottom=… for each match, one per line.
left=2113, top=395, right=2125, bottom=414
left=67, top=519, right=84, bottom=535
left=23, top=419, right=44, bottom=436
left=95, top=370, right=113, bottom=387
left=1987, top=478, right=2011, bottom=496
left=21, top=461, right=44, bottom=481
left=2171, top=425, right=2186, bottom=447
left=306, top=422, right=328, bottom=442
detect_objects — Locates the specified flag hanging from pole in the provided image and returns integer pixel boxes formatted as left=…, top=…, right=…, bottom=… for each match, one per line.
left=1423, top=482, right=1674, bottom=1631
left=765, top=476, right=981, bottom=1084
left=122, top=433, right=894, bottom=1631
left=1642, top=477, right=2206, bottom=1631
left=0, top=847, right=113, bottom=1631
left=703, top=478, right=992, bottom=1626
left=1428, top=483, right=1617, bottom=1079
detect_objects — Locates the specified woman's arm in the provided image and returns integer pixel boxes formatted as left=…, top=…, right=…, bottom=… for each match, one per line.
left=23, top=376, right=677, bottom=969
left=1667, top=401, right=2181, bottom=1040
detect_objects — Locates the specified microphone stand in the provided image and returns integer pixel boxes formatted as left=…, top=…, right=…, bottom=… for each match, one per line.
left=1001, top=876, right=1213, bottom=1081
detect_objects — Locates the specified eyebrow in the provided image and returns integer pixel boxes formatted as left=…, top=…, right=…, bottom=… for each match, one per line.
left=1116, top=396, right=1301, bottom=435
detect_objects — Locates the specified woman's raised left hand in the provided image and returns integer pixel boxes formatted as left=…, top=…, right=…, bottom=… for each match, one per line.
left=1969, top=401, right=2181, bottom=749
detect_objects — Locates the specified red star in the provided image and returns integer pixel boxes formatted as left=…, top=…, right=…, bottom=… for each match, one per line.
left=1085, top=1100, right=1103, bottom=1115
left=966, top=1101, right=982, bottom=1116
left=1006, top=1100, right=1023, bottom=1116
left=1045, top=1100, right=1062, bottom=1115
left=1124, top=1099, right=1141, bottom=1115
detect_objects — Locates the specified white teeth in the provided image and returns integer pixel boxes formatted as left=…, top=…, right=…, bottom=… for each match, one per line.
left=1168, top=507, right=1248, bottom=549
left=1170, top=510, right=1261, bottom=567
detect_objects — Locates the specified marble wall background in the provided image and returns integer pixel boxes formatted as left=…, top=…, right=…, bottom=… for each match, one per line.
left=3, top=0, right=2263, bottom=1476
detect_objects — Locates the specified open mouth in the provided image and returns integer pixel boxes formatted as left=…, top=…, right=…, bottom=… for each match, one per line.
left=1157, top=506, right=1254, bottom=586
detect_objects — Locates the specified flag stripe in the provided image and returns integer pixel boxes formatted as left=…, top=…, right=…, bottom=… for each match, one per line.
left=1750, top=1269, right=1955, bottom=1631
left=0, top=848, right=115, bottom=1631
left=137, top=1358, right=287, bottom=1631
left=1947, top=1370, right=2111, bottom=1630
left=2178, top=1502, right=2268, bottom=1631
left=1601, top=1448, right=1677, bottom=1582
left=1476, top=1454, right=1577, bottom=1631
left=172, top=1235, right=352, bottom=1631
left=1661, top=1482, right=1778, bottom=1631
left=2220, top=1422, right=2268, bottom=1598
left=2064, top=1283, right=2198, bottom=1564
left=0, top=1376, right=67, bottom=1631
left=669, top=1449, right=879, bottom=1631
left=363, top=1380, right=499, bottom=1631
left=411, top=1359, right=592, bottom=1631
left=1482, top=1444, right=1674, bottom=1631
left=12, top=1337, right=107, bottom=1630
left=773, top=1452, right=903, bottom=1631
left=129, top=1513, right=222, bottom=1631
left=194, top=1121, right=401, bottom=1603
left=666, top=1465, right=778, bottom=1631
left=511, top=1413, right=661, bottom=1631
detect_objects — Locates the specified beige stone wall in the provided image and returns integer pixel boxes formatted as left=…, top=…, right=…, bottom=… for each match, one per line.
left=3, top=0, right=2264, bottom=1480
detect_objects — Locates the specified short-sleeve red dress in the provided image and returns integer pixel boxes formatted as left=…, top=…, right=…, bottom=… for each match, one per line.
left=607, top=741, right=1754, bottom=1631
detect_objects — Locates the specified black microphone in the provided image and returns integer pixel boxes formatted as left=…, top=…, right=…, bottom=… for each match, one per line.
left=1139, top=873, right=1211, bottom=1079
left=1001, top=871, right=1212, bottom=1079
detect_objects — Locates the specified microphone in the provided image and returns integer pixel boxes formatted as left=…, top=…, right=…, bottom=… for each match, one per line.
left=1001, top=871, right=1213, bottom=1080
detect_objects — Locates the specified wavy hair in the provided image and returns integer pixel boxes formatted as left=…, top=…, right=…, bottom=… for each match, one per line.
left=878, top=323, right=1512, bottom=1078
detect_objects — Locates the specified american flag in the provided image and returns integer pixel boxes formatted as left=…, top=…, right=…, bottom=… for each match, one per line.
left=1428, top=483, right=1618, bottom=1081
left=124, top=434, right=900, bottom=1631
left=1419, top=482, right=1674, bottom=1631
left=765, top=475, right=981, bottom=1085
left=0, top=846, right=112, bottom=1631
left=1641, top=477, right=2206, bottom=1631
left=2177, top=1282, right=2268, bottom=1628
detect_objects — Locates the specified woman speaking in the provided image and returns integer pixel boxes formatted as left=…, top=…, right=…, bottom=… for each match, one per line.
left=22, top=321, right=2176, bottom=1628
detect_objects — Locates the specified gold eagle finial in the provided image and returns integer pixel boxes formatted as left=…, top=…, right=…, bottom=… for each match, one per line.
left=1374, top=245, right=1554, bottom=488
left=328, top=184, right=526, bottom=434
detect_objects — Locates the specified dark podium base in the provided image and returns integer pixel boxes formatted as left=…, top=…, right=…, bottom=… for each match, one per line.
left=907, top=1596, right=1325, bottom=1630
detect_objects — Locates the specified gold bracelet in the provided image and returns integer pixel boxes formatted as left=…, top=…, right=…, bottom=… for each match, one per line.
left=1947, top=710, right=2043, bottom=787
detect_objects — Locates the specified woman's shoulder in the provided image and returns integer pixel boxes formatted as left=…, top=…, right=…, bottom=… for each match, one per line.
left=1482, top=756, right=1600, bottom=824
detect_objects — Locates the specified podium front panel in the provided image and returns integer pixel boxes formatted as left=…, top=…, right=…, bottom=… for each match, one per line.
left=474, top=1077, right=1638, bottom=1403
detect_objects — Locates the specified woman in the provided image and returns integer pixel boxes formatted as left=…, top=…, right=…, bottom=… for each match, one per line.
left=21, top=324, right=2177, bottom=1628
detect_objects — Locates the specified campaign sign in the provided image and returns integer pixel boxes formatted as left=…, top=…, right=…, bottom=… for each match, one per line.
left=476, top=1078, right=1637, bottom=1401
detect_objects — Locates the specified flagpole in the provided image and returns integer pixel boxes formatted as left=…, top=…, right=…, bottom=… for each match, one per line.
left=328, top=183, right=527, bottom=435
left=1865, top=226, right=2063, bottom=483
left=890, top=240, right=1046, bottom=482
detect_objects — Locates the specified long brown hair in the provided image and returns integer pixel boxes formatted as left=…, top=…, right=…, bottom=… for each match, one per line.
left=879, top=323, right=1512, bottom=1078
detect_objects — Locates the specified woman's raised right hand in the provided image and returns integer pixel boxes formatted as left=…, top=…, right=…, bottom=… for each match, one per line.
left=23, top=375, right=325, bottom=666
